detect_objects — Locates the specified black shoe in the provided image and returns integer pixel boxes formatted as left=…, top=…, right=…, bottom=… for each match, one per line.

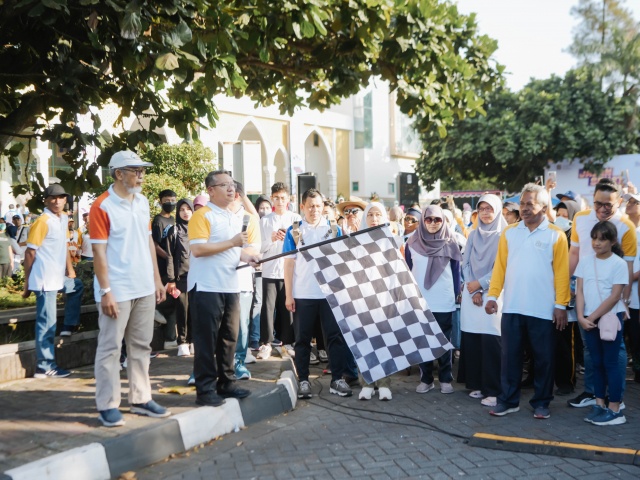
left=567, top=391, right=596, bottom=408
left=217, top=382, right=251, bottom=399
left=196, top=393, right=226, bottom=407
left=555, top=386, right=574, bottom=396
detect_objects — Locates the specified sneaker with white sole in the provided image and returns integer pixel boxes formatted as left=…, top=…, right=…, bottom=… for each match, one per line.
left=416, top=382, right=435, bottom=394
left=440, top=383, right=454, bottom=394
left=177, top=344, right=191, bottom=357
left=584, top=405, right=607, bottom=423
left=298, top=380, right=313, bottom=399
left=130, top=400, right=171, bottom=418
left=318, top=349, right=328, bottom=362
left=490, top=404, right=520, bottom=417
left=591, top=408, right=627, bottom=426
left=235, top=361, right=251, bottom=380
left=567, top=391, right=596, bottom=408
left=164, top=340, right=178, bottom=350
left=34, top=367, right=71, bottom=378
left=245, top=350, right=257, bottom=364
left=284, top=344, right=295, bottom=358
left=256, top=344, right=272, bottom=360
left=309, top=351, right=319, bottom=365
left=378, top=387, right=392, bottom=401
left=330, top=379, right=353, bottom=397
left=98, top=408, right=125, bottom=427
left=359, top=386, right=375, bottom=400
left=481, top=396, right=497, bottom=407
left=187, top=373, right=195, bottom=386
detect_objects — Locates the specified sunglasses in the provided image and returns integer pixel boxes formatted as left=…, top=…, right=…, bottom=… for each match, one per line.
left=343, top=208, right=361, bottom=215
left=404, top=217, right=418, bottom=224
left=424, top=217, right=443, bottom=224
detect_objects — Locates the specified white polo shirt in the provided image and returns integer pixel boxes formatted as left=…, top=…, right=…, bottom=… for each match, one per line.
left=283, top=219, right=340, bottom=299
left=571, top=209, right=637, bottom=262
left=90, top=186, right=155, bottom=303
left=26, top=209, right=68, bottom=291
left=188, top=202, right=242, bottom=293
left=488, top=219, right=570, bottom=321
left=260, top=210, right=301, bottom=279
left=232, top=207, right=260, bottom=292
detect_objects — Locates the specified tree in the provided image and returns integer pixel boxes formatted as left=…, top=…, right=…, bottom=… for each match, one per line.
left=143, top=142, right=215, bottom=195
left=415, top=69, right=637, bottom=192
left=570, top=0, right=640, bottom=131
left=0, top=0, right=502, bottom=209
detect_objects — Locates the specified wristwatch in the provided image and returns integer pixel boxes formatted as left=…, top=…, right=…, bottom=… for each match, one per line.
left=99, top=287, right=111, bottom=297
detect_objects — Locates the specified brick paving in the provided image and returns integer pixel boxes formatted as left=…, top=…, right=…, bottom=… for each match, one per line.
left=0, top=351, right=290, bottom=472
left=137, top=361, right=640, bottom=479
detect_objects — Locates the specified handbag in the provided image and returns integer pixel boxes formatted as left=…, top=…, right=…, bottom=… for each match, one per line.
left=593, top=257, right=621, bottom=342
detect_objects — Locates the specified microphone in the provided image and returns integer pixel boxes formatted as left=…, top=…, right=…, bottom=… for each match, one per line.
left=242, top=216, right=250, bottom=233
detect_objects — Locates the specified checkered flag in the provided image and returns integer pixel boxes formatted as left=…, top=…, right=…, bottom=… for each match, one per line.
left=301, top=226, right=453, bottom=384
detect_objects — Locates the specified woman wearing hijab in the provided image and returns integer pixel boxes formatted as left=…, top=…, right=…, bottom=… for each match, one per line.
left=166, top=199, right=194, bottom=361
left=457, top=194, right=507, bottom=407
left=358, top=202, right=394, bottom=401
left=404, top=205, right=462, bottom=394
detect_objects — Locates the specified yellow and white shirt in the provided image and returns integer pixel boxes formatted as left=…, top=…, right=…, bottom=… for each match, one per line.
left=187, top=202, right=247, bottom=293
left=571, top=209, right=637, bottom=262
left=26, top=208, right=68, bottom=291
left=488, top=218, right=570, bottom=320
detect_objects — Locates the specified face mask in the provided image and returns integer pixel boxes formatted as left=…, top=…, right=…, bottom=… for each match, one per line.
left=0, top=224, right=6, bottom=232
left=554, top=216, right=572, bottom=232
left=162, top=202, right=176, bottom=213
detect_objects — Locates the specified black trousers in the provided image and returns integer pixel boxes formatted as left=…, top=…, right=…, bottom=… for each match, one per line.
left=499, top=313, right=555, bottom=409
left=554, top=321, right=576, bottom=390
left=419, top=311, right=453, bottom=384
left=457, top=331, right=501, bottom=397
left=261, top=278, right=294, bottom=345
left=175, top=279, right=191, bottom=345
left=190, top=290, right=239, bottom=395
left=628, top=308, right=640, bottom=374
left=293, top=298, right=350, bottom=382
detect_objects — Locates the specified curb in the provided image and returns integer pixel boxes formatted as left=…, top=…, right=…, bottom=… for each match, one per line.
left=3, top=363, right=298, bottom=480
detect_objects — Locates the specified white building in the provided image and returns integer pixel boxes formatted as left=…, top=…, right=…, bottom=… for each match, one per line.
left=1, top=80, right=438, bottom=215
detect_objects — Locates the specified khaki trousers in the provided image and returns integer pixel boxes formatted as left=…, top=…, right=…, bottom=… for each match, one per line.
left=95, top=294, right=155, bottom=411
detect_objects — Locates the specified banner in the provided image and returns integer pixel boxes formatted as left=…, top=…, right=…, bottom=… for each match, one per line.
left=301, top=226, right=453, bottom=383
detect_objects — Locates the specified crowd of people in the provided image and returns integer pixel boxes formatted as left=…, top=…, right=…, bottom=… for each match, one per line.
left=18, top=149, right=639, bottom=429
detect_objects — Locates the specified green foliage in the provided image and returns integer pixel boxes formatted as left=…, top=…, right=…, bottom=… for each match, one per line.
left=144, top=142, right=215, bottom=195
left=416, top=69, right=638, bottom=192
left=0, top=0, right=502, bottom=209
left=0, top=268, right=37, bottom=309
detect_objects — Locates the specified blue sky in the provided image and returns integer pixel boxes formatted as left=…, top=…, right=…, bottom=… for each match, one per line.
left=455, top=0, right=640, bottom=91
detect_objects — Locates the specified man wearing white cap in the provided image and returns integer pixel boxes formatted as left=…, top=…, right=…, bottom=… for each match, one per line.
left=90, top=150, right=170, bottom=427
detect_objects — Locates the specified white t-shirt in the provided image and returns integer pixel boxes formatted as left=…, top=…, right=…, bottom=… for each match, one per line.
left=574, top=254, right=628, bottom=316
left=630, top=225, right=640, bottom=310
left=260, top=210, right=301, bottom=279
left=409, top=250, right=457, bottom=313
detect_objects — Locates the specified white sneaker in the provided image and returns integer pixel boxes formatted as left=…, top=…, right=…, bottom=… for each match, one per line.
left=378, top=387, right=392, bottom=401
left=245, top=350, right=257, bottom=364
left=359, top=387, right=375, bottom=400
left=309, top=352, right=319, bottom=365
left=154, top=310, right=167, bottom=325
left=284, top=344, right=295, bottom=358
left=164, top=340, right=178, bottom=350
left=256, top=344, right=272, bottom=360
left=177, top=344, right=191, bottom=357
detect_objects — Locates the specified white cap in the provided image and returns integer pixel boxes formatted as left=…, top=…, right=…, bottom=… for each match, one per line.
left=623, top=193, right=640, bottom=203
left=108, top=150, right=153, bottom=169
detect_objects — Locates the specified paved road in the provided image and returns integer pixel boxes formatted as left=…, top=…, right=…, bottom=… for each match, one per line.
left=137, top=363, right=640, bottom=479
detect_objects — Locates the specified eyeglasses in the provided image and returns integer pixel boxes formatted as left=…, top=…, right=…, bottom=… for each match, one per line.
left=404, top=217, right=418, bottom=224
left=424, top=217, right=443, bottom=224
left=344, top=208, right=361, bottom=215
left=478, top=207, right=494, bottom=213
left=211, top=183, right=236, bottom=190
left=121, top=167, right=146, bottom=178
left=594, top=201, right=615, bottom=211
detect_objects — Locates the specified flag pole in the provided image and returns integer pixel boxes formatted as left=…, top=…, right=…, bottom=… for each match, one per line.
left=236, top=223, right=389, bottom=269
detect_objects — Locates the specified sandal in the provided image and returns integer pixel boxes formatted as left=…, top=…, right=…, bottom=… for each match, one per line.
left=469, top=390, right=483, bottom=399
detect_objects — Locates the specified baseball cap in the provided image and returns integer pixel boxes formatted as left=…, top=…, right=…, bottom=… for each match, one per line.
left=623, top=193, right=640, bottom=203
left=108, top=150, right=153, bottom=169
left=556, top=190, right=576, bottom=201
left=503, top=201, right=519, bottom=212
left=193, top=194, right=208, bottom=207
left=44, top=183, right=67, bottom=198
